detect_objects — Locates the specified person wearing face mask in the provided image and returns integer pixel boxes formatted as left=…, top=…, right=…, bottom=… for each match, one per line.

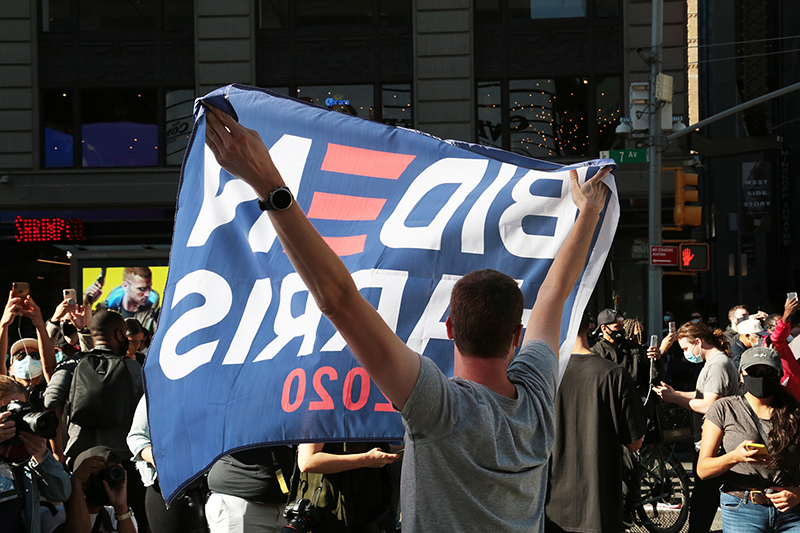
left=653, top=321, right=739, bottom=533
left=591, top=309, right=661, bottom=398
left=733, top=318, right=770, bottom=372
left=0, top=375, right=71, bottom=533
left=1, top=289, right=58, bottom=385
left=762, top=297, right=800, bottom=402
left=697, top=347, right=800, bottom=532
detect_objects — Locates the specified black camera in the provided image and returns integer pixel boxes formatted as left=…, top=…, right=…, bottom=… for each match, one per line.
left=102, top=464, right=126, bottom=485
left=0, top=400, right=58, bottom=443
left=282, top=498, right=321, bottom=533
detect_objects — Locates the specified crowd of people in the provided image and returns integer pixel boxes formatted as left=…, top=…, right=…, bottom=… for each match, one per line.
left=1, top=102, right=799, bottom=533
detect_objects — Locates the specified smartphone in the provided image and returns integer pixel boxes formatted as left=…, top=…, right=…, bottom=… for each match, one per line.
left=63, top=288, right=77, bottom=305
left=12, top=282, right=29, bottom=299
left=650, top=335, right=659, bottom=348
left=789, top=292, right=798, bottom=301
left=745, top=443, right=768, bottom=456
left=669, top=321, right=676, bottom=334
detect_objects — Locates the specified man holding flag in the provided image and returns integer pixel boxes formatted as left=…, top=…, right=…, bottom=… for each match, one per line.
left=202, top=103, right=610, bottom=532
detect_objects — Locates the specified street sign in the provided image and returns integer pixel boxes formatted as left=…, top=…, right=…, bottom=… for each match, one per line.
left=650, top=245, right=678, bottom=266
left=679, top=243, right=709, bottom=271
left=600, top=149, right=648, bottom=164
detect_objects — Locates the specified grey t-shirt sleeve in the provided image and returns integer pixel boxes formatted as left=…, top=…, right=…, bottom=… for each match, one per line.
left=401, top=355, right=468, bottom=439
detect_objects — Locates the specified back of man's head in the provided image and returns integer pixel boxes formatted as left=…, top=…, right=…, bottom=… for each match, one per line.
left=449, top=269, right=523, bottom=359
left=89, top=310, right=126, bottom=341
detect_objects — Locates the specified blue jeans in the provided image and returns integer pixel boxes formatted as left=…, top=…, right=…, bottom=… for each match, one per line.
left=720, top=490, right=800, bottom=533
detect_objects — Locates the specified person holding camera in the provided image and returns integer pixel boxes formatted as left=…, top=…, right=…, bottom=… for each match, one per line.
left=62, top=446, right=138, bottom=533
left=0, top=375, right=71, bottom=533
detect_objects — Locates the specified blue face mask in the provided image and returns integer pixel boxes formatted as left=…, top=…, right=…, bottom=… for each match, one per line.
left=683, top=343, right=703, bottom=364
left=12, top=356, right=43, bottom=380
left=664, top=315, right=671, bottom=323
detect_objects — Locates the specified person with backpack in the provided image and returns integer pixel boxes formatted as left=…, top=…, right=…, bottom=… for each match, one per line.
left=43, top=310, right=146, bottom=531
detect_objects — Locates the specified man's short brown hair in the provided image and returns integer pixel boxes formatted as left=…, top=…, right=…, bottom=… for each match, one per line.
left=449, top=269, right=524, bottom=359
left=123, top=267, right=152, bottom=282
left=0, top=375, right=26, bottom=401
left=728, top=304, right=747, bottom=321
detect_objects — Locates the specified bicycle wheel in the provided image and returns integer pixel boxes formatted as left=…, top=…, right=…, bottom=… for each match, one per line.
left=634, top=446, right=690, bottom=533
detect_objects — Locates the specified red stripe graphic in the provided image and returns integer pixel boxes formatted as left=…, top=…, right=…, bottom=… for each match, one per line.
left=307, top=192, right=386, bottom=221
left=321, top=235, right=368, bottom=257
left=320, top=144, right=415, bottom=180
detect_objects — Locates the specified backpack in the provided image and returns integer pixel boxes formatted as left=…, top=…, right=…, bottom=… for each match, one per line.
left=68, top=350, right=136, bottom=429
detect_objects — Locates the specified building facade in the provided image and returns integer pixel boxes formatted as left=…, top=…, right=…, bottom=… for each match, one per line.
left=1, top=0, right=722, bottom=327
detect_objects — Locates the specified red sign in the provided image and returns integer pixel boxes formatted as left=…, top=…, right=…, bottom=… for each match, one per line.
left=650, top=245, right=679, bottom=266
left=15, top=216, right=85, bottom=242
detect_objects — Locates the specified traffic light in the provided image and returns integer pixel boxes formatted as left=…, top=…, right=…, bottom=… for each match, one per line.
left=679, top=243, right=709, bottom=271
left=667, top=168, right=702, bottom=227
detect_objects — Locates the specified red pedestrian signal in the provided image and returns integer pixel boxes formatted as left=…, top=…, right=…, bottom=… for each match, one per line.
left=678, top=243, right=709, bottom=271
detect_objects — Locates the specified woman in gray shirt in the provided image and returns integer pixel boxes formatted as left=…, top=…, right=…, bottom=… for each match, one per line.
left=697, top=347, right=800, bottom=532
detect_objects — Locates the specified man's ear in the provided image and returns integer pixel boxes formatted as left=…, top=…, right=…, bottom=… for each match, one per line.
left=512, top=323, right=524, bottom=348
left=445, top=316, right=454, bottom=340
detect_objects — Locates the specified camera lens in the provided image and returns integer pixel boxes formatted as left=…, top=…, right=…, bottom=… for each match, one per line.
left=22, top=411, right=59, bottom=439
left=105, top=464, right=126, bottom=484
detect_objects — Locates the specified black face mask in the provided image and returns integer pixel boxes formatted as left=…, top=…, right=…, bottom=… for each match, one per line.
left=607, top=329, right=625, bottom=342
left=743, top=375, right=782, bottom=399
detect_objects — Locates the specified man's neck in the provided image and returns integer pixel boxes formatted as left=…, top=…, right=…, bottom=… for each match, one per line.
left=454, top=351, right=517, bottom=399
left=121, top=295, right=139, bottom=313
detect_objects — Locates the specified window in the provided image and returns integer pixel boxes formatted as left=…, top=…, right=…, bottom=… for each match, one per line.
left=297, top=85, right=374, bottom=119
left=475, top=0, right=619, bottom=21
left=477, top=77, right=620, bottom=158
left=81, top=89, right=158, bottom=167
left=43, top=88, right=194, bottom=168
left=258, top=0, right=411, bottom=29
left=165, top=89, right=195, bottom=166
left=380, top=84, right=412, bottom=128
left=43, top=89, right=74, bottom=167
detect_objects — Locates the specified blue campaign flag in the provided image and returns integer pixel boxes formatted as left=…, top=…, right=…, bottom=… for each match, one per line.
left=145, top=84, right=620, bottom=504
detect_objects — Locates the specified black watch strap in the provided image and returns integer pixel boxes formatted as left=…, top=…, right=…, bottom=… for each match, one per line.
left=258, top=187, right=293, bottom=211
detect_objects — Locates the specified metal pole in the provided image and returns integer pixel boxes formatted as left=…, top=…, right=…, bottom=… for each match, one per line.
left=667, top=80, right=800, bottom=142
left=648, top=0, right=664, bottom=338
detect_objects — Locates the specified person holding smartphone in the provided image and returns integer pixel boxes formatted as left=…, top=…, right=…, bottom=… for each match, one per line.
left=697, top=347, right=800, bottom=532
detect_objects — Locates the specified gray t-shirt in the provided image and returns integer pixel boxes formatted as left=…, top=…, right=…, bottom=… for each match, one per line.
left=692, top=351, right=739, bottom=442
left=704, top=395, right=791, bottom=489
left=400, top=340, right=557, bottom=533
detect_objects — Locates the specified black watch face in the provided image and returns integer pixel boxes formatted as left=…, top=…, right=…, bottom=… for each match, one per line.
left=271, top=188, right=293, bottom=210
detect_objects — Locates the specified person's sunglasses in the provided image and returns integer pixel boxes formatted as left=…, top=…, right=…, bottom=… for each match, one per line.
left=12, top=350, right=40, bottom=361
left=747, top=366, right=780, bottom=379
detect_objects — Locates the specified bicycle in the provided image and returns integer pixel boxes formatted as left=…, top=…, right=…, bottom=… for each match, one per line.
left=625, top=378, right=692, bottom=533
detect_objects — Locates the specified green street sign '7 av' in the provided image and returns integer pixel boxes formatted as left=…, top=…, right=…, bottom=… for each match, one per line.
left=600, top=149, right=648, bottom=164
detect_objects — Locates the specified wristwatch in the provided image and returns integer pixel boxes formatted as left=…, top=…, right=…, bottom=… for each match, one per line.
left=257, top=187, right=293, bottom=211
left=116, top=508, right=134, bottom=522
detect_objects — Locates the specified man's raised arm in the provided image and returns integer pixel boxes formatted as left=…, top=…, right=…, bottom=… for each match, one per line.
left=203, top=105, right=420, bottom=410
left=523, top=168, right=611, bottom=354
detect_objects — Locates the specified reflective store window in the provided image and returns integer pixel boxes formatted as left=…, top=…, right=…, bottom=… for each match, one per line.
left=41, top=0, right=72, bottom=32
left=43, top=89, right=74, bottom=167
left=509, top=78, right=588, bottom=158
left=296, top=85, right=374, bottom=119
left=81, top=89, right=158, bottom=167
left=477, top=81, right=502, bottom=149
left=380, top=84, right=412, bottom=128
left=165, top=89, right=195, bottom=166
left=597, top=77, right=622, bottom=151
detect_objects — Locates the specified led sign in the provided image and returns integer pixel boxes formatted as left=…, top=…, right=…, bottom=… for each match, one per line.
left=15, top=216, right=86, bottom=242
